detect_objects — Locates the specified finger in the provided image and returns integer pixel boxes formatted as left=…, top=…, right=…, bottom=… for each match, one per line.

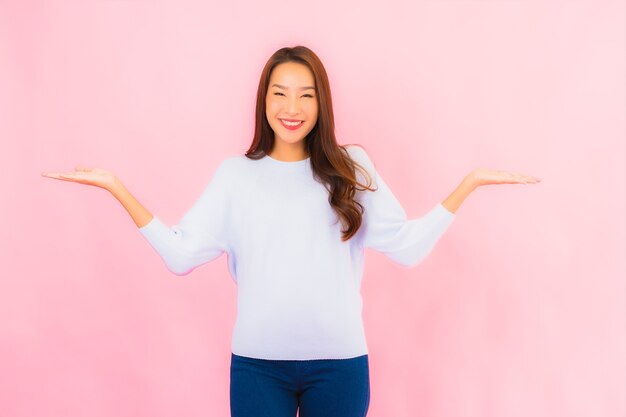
left=59, top=172, right=83, bottom=179
left=41, top=172, right=63, bottom=179
left=42, top=172, right=73, bottom=178
left=520, top=176, right=540, bottom=184
left=41, top=172, right=78, bottom=181
left=512, top=173, right=535, bottom=183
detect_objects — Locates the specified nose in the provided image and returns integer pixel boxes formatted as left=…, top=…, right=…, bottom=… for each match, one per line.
left=287, top=95, right=300, bottom=115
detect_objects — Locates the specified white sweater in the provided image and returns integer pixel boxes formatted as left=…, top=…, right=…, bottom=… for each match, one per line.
left=138, top=145, right=455, bottom=360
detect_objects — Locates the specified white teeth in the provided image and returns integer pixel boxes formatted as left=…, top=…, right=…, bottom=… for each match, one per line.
left=282, top=120, right=303, bottom=126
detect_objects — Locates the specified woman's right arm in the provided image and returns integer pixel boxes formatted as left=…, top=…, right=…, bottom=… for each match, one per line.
left=41, top=167, right=152, bottom=229
left=42, top=163, right=231, bottom=275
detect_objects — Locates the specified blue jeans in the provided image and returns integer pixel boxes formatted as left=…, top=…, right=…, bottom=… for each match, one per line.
left=230, top=353, right=370, bottom=417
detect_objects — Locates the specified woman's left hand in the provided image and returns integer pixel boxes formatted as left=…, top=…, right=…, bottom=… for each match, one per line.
left=469, top=168, right=541, bottom=187
left=441, top=168, right=541, bottom=214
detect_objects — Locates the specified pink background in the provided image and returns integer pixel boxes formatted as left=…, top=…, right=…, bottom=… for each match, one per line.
left=1, top=1, right=624, bottom=416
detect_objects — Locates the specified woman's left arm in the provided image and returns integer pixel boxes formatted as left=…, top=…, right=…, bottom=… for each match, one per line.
left=442, top=169, right=542, bottom=214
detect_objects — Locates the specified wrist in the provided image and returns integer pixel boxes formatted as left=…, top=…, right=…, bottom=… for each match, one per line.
left=464, top=171, right=481, bottom=190
left=107, top=177, right=125, bottom=195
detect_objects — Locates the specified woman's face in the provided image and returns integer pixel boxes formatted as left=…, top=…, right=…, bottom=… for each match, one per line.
left=265, top=61, right=319, bottom=152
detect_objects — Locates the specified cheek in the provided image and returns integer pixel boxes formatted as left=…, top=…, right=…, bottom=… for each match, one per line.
left=265, top=103, right=275, bottom=120
left=266, top=99, right=280, bottom=115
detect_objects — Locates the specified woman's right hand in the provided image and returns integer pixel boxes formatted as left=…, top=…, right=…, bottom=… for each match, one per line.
left=41, top=166, right=118, bottom=191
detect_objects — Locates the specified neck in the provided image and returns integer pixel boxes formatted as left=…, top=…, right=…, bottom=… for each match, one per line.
left=268, top=141, right=308, bottom=162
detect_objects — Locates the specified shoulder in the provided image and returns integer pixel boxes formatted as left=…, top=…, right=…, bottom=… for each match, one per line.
left=216, top=155, right=241, bottom=170
left=213, top=154, right=252, bottom=174
left=342, top=144, right=379, bottom=189
left=344, top=143, right=366, bottom=158
left=343, top=144, right=375, bottom=172
left=200, top=155, right=247, bottom=190
left=211, top=153, right=270, bottom=184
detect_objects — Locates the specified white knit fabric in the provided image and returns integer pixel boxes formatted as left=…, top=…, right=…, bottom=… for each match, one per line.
left=138, top=145, right=455, bottom=360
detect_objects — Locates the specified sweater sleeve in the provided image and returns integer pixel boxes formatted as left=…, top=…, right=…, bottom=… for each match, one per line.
left=348, top=145, right=455, bottom=267
left=137, top=159, right=232, bottom=276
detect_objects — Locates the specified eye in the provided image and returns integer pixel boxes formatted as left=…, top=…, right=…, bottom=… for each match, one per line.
left=272, top=92, right=315, bottom=98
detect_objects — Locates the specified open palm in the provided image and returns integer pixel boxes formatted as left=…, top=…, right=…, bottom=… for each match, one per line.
left=471, top=168, right=541, bottom=186
left=41, top=166, right=117, bottom=191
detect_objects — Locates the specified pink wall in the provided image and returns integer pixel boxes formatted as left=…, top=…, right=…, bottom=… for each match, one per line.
left=2, top=1, right=624, bottom=416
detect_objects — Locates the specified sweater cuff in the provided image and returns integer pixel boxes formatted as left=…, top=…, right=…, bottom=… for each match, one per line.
left=436, top=202, right=456, bottom=218
left=138, top=215, right=169, bottom=242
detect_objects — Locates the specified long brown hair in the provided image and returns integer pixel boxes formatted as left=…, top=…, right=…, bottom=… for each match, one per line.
left=245, top=45, right=375, bottom=241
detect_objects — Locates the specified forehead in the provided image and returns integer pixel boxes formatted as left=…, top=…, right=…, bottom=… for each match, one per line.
left=269, top=62, right=314, bottom=85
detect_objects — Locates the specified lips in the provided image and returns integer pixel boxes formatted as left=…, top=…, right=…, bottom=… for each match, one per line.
left=280, top=119, right=304, bottom=130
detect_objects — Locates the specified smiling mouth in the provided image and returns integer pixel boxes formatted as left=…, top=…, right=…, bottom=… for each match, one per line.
left=280, top=119, right=304, bottom=127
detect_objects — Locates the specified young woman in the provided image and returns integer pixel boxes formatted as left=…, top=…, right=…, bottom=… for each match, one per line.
left=42, top=45, right=540, bottom=417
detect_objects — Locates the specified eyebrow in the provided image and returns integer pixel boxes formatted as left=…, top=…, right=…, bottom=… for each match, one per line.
left=271, top=84, right=316, bottom=91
